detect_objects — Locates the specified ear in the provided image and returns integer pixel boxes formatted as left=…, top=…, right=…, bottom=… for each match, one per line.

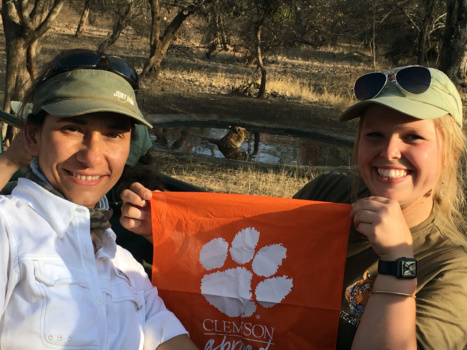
left=23, top=121, right=40, bottom=157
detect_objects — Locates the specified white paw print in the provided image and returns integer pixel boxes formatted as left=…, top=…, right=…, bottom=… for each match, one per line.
left=199, top=227, right=293, bottom=317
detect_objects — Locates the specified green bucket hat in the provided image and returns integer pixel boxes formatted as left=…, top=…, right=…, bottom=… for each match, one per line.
left=32, top=69, right=152, bottom=128
left=340, top=67, right=463, bottom=127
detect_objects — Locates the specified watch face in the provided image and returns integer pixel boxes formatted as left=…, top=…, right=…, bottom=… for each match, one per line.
left=401, top=260, right=417, bottom=278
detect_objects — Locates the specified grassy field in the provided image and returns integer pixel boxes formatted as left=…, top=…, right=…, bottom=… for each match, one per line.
left=3, top=6, right=466, bottom=199
left=146, top=150, right=336, bottom=198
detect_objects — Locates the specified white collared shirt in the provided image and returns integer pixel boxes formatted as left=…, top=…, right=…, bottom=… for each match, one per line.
left=0, top=178, right=187, bottom=349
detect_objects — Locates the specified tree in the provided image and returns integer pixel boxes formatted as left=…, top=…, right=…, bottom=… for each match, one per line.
left=75, top=0, right=94, bottom=37
left=1, top=0, right=64, bottom=147
left=439, top=0, right=467, bottom=83
left=141, top=0, right=205, bottom=79
left=393, top=0, right=446, bottom=66
left=202, top=0, right=231, bottom=58
left=212, top=0, right=296, bottom=98
left=250, top=0, right=283, bottom=98
left=98, top=0, right=135, bottom=52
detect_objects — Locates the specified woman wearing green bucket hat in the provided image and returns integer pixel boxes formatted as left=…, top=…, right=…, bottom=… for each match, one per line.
left=294, top=65, right=467, bottom=349
left=0, top=49, right=198, bottom=350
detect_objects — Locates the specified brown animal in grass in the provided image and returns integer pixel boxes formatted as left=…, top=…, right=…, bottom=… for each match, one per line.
left=217, top=126, right=250, bottom=150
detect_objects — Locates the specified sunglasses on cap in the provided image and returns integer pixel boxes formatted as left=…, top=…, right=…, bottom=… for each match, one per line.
left=353, top=66, right=432, bottom=101
left=43, top=49, right=139, bottom=90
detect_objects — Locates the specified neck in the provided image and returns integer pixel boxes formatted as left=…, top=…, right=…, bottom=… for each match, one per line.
left=400, top=196, right=434, bottom=228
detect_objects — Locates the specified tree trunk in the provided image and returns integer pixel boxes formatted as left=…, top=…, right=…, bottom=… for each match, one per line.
left=417, top=28, right=427, bottom=66
left=98, top=2, right=133, bottom=52
left=417, top=0, right=435, bottom=66
left=1, top=0, right=64, bottom=147
left=76, top=0, right=93, bottom=37
left=1, top=37, right=28, bottom=147
left=142, top=1, right=197, bottom=79
left=255, top=22, right=267, bottom=98
left=218, top=15, right=229, bottom=51
left=205, top=9, right=229, bottom=58
left=439, top=0, right=467, bottom=83
left=26, top=41, right=40, bottom=80
left=2, top=1, right=27, bottom=144
left=372, top=1, right=377, bottom=69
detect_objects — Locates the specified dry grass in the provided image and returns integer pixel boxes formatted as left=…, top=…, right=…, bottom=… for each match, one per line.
left=266, top=73, right=351, bottom=107
left=159, top=65, right=354, bottom=107
left=150, top=151, right=331, bottom=198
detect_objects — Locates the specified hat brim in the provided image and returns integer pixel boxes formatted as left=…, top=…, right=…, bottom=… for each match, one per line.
left=41, top=99, right=153, bottom=128
left=339, top=95, right=451, bottom=122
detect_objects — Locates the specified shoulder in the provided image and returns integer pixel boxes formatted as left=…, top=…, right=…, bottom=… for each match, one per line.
left=414, top=213, right=467, bottom=271
left=412, top=214, right=467, bottom=348
left=0, top=192, right=30, bottom=220
left=430, top=213, right=467, bottom=253
left=293, top=171, right=368, bottom=204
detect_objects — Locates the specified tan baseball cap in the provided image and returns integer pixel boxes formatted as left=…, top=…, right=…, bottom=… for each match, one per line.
left=32, top=69, right=152, bottom=128
left=340, top=67, right=463, bottom=127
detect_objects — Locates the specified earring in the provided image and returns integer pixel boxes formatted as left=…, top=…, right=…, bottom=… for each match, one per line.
left=440, top=180, right=445, bottom=197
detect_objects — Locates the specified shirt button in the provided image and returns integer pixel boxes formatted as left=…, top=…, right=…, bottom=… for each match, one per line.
left=58, top=335, right=63, bottom=341
left=96, top=298, right=103, bottom=305
left=47, top=334, right=54, bottom=340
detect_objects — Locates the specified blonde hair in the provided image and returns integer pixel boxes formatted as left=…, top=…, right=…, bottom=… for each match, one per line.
left=351, top=114, right=467, bottom=232
left=433, top=115, right=467, bottom=231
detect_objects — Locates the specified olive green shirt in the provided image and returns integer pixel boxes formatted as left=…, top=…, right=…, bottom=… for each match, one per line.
left=294, top=172, right=467, bottom=350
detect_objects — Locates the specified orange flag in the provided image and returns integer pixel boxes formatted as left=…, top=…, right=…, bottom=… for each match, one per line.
left=151, top=192, right=351, bottom=350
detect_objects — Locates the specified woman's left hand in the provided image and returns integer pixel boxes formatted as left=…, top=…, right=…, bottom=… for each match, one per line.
left=350, top=196, right=414, bottom=260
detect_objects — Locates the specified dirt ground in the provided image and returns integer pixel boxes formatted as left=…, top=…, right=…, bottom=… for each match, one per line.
left=1, top=5, right=464, bottom=144
left=140, top=89, right=357, bottom=138
left=0, top=5, right=364, bottom=143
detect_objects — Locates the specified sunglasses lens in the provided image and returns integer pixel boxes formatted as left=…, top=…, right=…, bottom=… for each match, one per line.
left=396, top=66, right=431, bottom=94
left=108, top=56, right=139, bottom=89
left=354, top=72, right=387, bottom=101
left=48, top=49, right=139, bottom=90
left=56, top=49, right=100, bottom=69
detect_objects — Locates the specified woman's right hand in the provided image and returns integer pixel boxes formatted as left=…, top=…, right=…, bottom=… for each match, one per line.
left=350, top=196, right=414, bottom=260
left=120, top=182, right=154, bottom=243
left=0, top=130, right=33, bottom=191
left=3, top=129, right=33, bottom=168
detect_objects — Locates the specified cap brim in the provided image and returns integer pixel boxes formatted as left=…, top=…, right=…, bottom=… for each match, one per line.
left=339, top=95, right=451, bottom=122
left=41, top=99, right=153, bottom=128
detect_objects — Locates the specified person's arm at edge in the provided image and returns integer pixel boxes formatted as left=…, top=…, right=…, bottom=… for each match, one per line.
left=351, top=274, right=417, bottom=349
left=350, top=197, right=417, bottom=350
left=157, top=334, right=198, bottom=350
left=0, top=130, right=32, bottom=190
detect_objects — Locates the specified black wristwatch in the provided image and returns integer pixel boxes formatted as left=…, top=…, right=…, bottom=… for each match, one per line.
left=378, top=257, right=417, bottom=279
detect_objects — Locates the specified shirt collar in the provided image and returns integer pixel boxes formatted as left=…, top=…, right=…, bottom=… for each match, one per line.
left=12, top=178, right=116, bottom=254
left=13, top=178, right=75, bottom=237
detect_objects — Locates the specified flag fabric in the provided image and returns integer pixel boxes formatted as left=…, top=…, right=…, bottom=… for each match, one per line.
left=150, top=192, right=351, bottom=350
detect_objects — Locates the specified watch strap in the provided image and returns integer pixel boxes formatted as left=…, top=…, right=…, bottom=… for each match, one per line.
left=378, top=257, right=417, bottom=279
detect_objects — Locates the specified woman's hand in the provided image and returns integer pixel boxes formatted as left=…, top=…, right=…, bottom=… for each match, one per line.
left=0, top=130, right=33, bottom=191
left=120, top=182, right=154, bottom=243
left=5, top=130, right=33, bottom=168
left=350, top=196, right=414, bottom=260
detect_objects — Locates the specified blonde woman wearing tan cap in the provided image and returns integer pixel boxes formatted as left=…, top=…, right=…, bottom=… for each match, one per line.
left=294, top=66, right=467, bottom=349
left=0, top=49, right=198, bottom=350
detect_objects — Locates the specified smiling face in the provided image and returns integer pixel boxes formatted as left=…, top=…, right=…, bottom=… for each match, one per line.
left=357, top=105, right=443, bottom=215
left=25, top=112, right=132, bottom=208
